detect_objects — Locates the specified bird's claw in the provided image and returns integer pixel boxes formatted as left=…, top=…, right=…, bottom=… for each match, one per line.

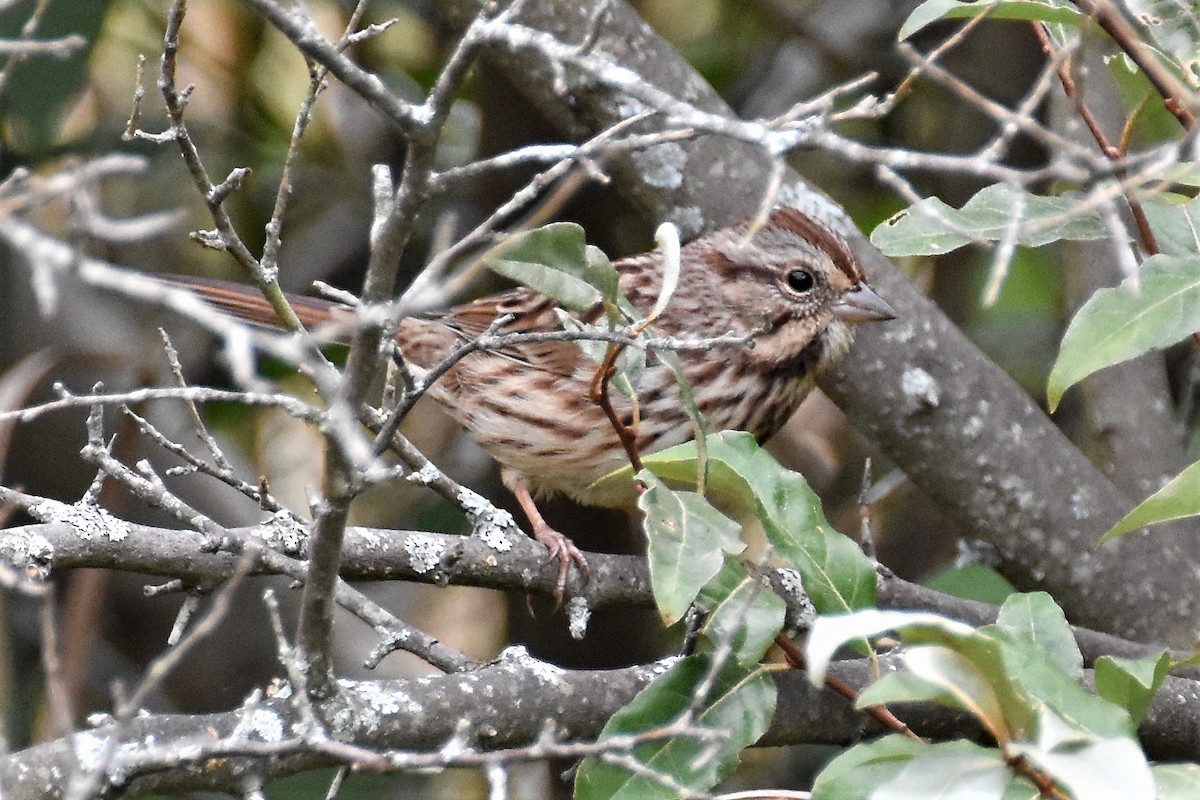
left=532, top=522, right=589, bottom=607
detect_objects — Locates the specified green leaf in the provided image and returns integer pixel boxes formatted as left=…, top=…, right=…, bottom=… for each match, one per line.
left=695, top=558, right=786, bottom=665
left=855, top=669, right=962, bottom=709
left=573, top=654, right=774, bottom=800
left=899, top=0, right=1080, bottom=41
left=1104, top=459, right=1200, bottom=540
left=810, top=734, right=928, bottom=800
left=485, top=223, right=618, bottom=312
left=1141, top=195, right=1200, bottom=256
left=637, top=472, right=742, bottom=625
left=1047, top=255, right=1200, bottom=411
left=874, top=746, right=1014, bottom=800
left=870, top=184, right=1108, bottom=257
left=891, top=645, right=1010, bottom=737
left=1094, top=651, right=1171, bottom=726
left=1153, top=763, right=1200, bottom=800
left=993, top=592, right=1083, bottom=680
left=1012, top=706, right=1153, bottom=800
left=811, top=737, right=1022, bottom=800
left=1123, top=0, right=1200, bottom=84
left=808, top=603, right=1124, bottom=742
left=618, top=432, right=875, bottom=613
left=1105, top=54, right=1186, bottom=145
left=925, top=563, right=1017, bottom=605
left=988, top=628, right=1135, bottom=739
left=804, top=609, right=977, bottom=686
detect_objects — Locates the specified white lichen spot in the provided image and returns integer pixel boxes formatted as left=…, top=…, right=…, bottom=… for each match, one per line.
left=497, top=645, right=564, bottom=685
left=477, top=525, right=514, bottom=552
left=566, top=596, right=591, bottom=640
left=955, top=538, right=1001, bottom=568
left=458, top=488, right=516, bottom=551
left=327, top=704, right=358, bottom=734
left=73, top=731, right=109, bottom=773
left=527, top=658, right=566, bottom=685
left=773, top=568, right=816, bottom=629
left=900, top=367, right=940, bottom=409
left=346, top=679, right=423, bottom=718
left=1068, top=553, right=1097, bottom=587
left=775, top=567, right=803, bottom=596
left=231, top=707, right=284, bottom=742
left=406, top=462, right=442, bottom=487
left=255, top=510, right=308, bottom=555
left=354, top=527, right=387, bottom=551
left=630, top=142, right=688, bottom=189
left=963, top=416, right=984, bottom=438
left=0, top=530, right=55, bottom=580
left=404, top=533, right=445, bottom=574
left=883, top=322, right=916, bottom=344
left=649, top=655, right=682, bottom=675
left=1069, top=491, right=1090, bottom=521
left=1008, top=422, right=1023, bottom=443
left=35, top=499, right=129, bottom=542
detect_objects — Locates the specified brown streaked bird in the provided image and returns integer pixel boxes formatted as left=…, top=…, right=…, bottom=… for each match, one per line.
left=171, top=207, right=896, bottom=592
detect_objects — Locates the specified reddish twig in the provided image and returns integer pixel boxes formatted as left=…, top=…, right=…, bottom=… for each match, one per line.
left=590, top=351, right=644, bottom=472
left=1031, top=22, right=1160, bottom=255
left=773, top=633, right=922, bottom=741
left=1067, top=0, right=1196, bottom=130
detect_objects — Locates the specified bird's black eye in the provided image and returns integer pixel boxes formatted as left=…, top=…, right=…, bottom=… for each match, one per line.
left=786, top=269, right=815, bottom=293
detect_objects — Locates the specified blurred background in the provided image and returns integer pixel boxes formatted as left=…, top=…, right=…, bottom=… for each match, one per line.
left=0, top=0, right=1147, bottom=795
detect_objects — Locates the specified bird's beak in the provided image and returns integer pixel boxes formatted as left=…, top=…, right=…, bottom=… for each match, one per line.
left=833, top=282, right=897, bottom=322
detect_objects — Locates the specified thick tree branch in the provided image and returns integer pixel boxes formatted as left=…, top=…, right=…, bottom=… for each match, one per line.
left=0, top=517, right=1174, bottom=672
left=1, top=648, right=1195, bottom=798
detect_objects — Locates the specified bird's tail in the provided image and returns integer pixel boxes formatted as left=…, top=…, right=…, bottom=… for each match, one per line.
left=158, top=274, right=345, bottom=334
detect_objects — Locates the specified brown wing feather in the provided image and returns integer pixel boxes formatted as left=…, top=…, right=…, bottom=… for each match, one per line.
left=404, top=287, right=587, bottom=377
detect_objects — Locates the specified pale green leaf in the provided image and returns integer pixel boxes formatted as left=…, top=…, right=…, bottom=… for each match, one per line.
left=1013, top=707, right=1152, bottom=800
left=597, top=432, right=874, bottom=614
left=899, top=0, right=1080, bottom=41
left=874, top=747, right=1013, bottom=800
left=989, top=622, right=1134, bottom=740
left=637, top=472, right=742, bottom=625
left=1047, top=255, right=1200, bottom=411
left=1094, top=651, right=1171, bottom=725
left=804, top=609, right=976, bottom=686
left=574, top=654, right=773, bottom=800
left=1153, top=763, right=1200, bottom=800
left=993, top=592, right=1082, bottom=680
left=855, top=670, right=961, bottom=709
left=1141, top=194, right=1200, bottom=256
left=1104, top=459, right=1200, bottom=540
left=871, top=184, right=1108, bottom=257
left=811, top=737, right=1018, bottom=800
left=1124, top=0, right=1200, bottom=84
left=696, top=557, right=786, bottom=665
left=811, top=734, right=928, bottom=800
left=485, top=223, right=618, bottom=312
